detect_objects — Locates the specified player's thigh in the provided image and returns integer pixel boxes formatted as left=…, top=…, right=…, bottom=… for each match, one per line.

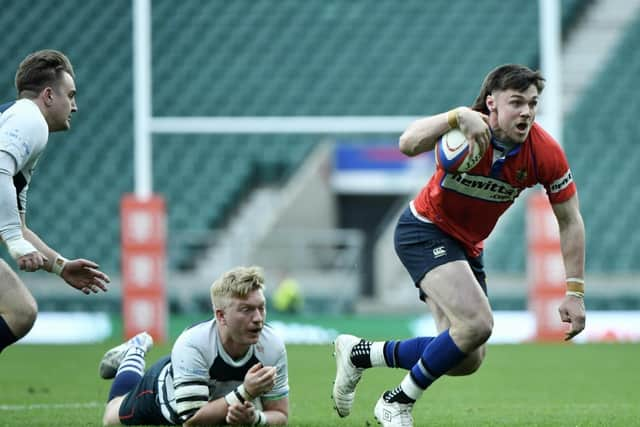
left=419, top=260, right=492, bottom=333
left=0, top=259, right=37, bottom=319
left=103, top=395, right=126, bottom=426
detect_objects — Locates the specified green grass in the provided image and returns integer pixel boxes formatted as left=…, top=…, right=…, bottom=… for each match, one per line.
left=1, top=342, right=639, bottom=426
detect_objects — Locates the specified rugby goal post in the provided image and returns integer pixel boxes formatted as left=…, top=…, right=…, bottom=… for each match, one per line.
left=123, top=0, right=565, bottom=342
left=527, top=0, right=567, bottom=341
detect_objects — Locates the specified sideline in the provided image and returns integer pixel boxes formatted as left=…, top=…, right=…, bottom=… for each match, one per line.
left=0, top=401, right=103, bottom=411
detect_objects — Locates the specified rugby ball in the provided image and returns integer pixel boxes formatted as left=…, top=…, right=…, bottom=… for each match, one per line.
left=434, top=128, right=483, bottom=173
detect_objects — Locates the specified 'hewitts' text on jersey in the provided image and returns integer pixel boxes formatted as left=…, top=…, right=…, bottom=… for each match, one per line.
left=413, top=122, right=576, bottom=257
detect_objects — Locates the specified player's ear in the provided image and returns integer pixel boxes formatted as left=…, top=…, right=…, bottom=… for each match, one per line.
left=42, top=87, right=54, bottom=106
left=486, top=95, right=496, bottom=112
left=215, top=308, right=226, bottom=324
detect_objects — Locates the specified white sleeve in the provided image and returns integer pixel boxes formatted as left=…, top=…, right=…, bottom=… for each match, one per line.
left=171, top=338, right=211, bottom=422
left=263, top=344, right=289, bottom=401
left=0, top=152, right=23, bottom=242
left=0, top=104, right=47, bottom=171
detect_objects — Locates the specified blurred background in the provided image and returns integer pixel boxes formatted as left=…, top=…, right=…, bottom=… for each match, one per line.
left=1, top=0, right=639, bottom=343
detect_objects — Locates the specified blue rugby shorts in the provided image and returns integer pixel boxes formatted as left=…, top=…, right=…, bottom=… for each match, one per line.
left=119, top=356, right=174, bottom=425
left=393, top=205, right=487, bottom=301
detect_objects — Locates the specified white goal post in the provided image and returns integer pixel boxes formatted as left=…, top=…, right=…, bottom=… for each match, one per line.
left=133, top=0, right=560, bottom=198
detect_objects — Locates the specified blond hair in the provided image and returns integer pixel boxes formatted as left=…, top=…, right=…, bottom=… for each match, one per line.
left=15, top=49, right=75, bottom=98
left=211, top=266, right=265, bottom=310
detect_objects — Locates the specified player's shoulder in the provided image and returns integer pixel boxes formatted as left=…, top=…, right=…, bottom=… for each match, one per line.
left=0, top=100, right=17, bottom=114
left=174, top=318, right=216, bottom=349
left=257, top=323, right=287, bottom=358
left=529, top=122, right=561, bottom=148
left=4, top=99, right=45, bottom=120
left=0, top=99, right=48, bottom=141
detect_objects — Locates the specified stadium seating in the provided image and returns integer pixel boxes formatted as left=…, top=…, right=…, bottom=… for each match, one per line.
left=0, top=0, right=593, bottom=274
left=563, top=11, right=640, bottom=272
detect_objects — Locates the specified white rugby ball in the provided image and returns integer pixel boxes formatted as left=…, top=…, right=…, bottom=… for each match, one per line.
left=435, top=128, right=483, bottom=173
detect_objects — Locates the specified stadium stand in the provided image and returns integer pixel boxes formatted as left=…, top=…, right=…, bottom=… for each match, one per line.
left=563, top=11, right=640, bottom=272
left=0, top=0, right=601, bottom=282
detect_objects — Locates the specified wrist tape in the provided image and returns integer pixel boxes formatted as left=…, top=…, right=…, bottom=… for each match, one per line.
left=253, top=410, right=267, bottom=425
left=447, top=108, right=460, bottom=129
left=566, top=277, right=585, bottom=298
left=51, top=255, right=68, bottom=276
left=6, top=237, right=37, bottom=260
left=224, top=384, right=253, bottom=406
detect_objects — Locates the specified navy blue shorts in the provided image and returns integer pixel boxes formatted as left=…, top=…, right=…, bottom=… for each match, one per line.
left=119, top=356, right=173, bottom=425
left=394, top=206, right=487, bottom=301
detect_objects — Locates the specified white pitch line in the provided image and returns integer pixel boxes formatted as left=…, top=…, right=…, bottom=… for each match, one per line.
left=0, top=401, right=103, bottom=411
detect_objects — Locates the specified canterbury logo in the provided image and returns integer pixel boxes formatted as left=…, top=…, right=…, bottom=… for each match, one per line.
left=433, top=246, right=446, bottom=258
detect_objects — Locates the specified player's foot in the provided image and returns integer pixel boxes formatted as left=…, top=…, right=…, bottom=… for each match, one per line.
left=332, top=334, right=364, bottom=417
left=99, top=331, right=154, bottom=379
left=373, top=392, right=414, bottom=427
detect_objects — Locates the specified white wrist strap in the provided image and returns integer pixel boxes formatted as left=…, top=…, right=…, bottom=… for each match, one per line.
left=253, top=410, right=267, bottom=425
left=51, top=255, right=68, bottom=276
left=224, top=384, right=253, bottom=406
left=6, top=237, right=37, bottom=260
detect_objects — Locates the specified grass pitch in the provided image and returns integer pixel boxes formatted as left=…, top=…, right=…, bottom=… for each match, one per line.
left=0, top=341, right=638, bottom=426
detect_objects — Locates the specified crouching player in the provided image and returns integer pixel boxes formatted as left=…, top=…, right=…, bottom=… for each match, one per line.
left=99, top=266, right=289, bottom=425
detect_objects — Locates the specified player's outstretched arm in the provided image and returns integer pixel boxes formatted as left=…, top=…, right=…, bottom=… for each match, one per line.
left=58, top=258, right=110, bottom=294
left=22, top=225, right=110, bottom=294
left=552, top=195, right=586, bottom=340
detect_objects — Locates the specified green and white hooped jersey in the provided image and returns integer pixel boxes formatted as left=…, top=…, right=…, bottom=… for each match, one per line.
left=156, top=319, right=289, bottom=424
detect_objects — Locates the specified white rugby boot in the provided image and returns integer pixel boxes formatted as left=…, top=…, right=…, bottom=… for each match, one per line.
left=332, top=334, right=364, bottom=417
left=99, top=331, right=154, bottom=379
left=373, top=392, right=415, bottom=427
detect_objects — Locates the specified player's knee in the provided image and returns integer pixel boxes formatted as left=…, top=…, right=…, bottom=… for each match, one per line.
left=472, top=314, right=493, bottom=345
left=454, top=313, right=493, bottom=350
left=10, top=299, right=38, bottom=339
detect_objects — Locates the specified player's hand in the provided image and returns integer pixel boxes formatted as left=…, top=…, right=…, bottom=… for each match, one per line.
left=558, top=295, right=586, bottom=341
left=225, top=401, right=258, bottom=425
left=243, top=362, right=277, bottom=398
left=61, top=258, right=110, bottom=295
left=458, top=107, right=491, bottom=155
left=17, top=251, right=47, bottom=272
left=6, top=236, right=47, bottom=272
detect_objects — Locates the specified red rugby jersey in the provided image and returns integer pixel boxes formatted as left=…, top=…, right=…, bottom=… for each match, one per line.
left=412, top=122, right=576, bottom=257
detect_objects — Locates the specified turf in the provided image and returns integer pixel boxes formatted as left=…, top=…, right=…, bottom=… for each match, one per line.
left=0, top=342, right=638, bottom=426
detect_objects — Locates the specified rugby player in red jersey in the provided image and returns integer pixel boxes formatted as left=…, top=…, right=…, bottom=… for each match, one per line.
left=332, top=64, right=586, bottom=427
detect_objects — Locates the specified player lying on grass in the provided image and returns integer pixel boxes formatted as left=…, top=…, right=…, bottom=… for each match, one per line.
left=100, top=266, right=289, bottom=425
left=332, top=64, right=586, bottom=427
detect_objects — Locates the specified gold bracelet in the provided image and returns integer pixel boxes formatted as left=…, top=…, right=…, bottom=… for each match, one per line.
left=566, top=291, right=584, bottom=298
left=566, top=278, right=585, bottom=294
left=447, top=108, right=459, bottom=129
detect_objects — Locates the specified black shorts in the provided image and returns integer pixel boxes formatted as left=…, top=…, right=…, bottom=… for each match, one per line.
left=394, top=206, right=487, bottom=301
left=119, top=356, right=173, bottom=425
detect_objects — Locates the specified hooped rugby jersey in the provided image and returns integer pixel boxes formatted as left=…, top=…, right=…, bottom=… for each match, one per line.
left=0, top=99, right=49, bottom=214
left=155, top=318, right=289, bottom=424
left=412, top=122, right=576, bottom=257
